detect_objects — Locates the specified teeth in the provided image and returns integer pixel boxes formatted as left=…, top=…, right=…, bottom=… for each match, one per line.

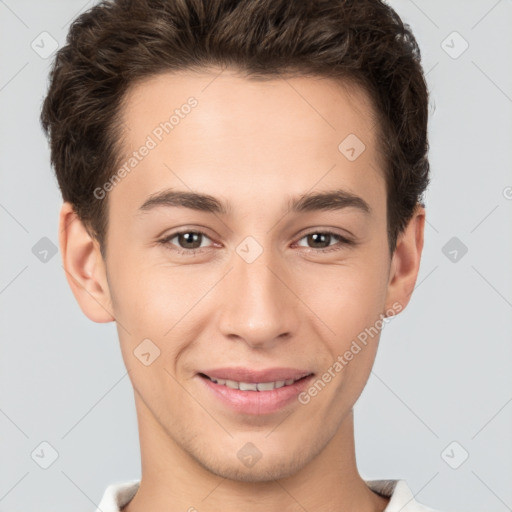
left=256, top=382, right=275, bottom=391
left=208, top=376, right=304, bottom=391
left=225, top=379, right=239, bottom=389
left=239, top=382, right=258, bottom=391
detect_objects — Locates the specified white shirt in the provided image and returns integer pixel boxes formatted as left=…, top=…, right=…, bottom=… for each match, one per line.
left=95, top=478, right=443, bottom=511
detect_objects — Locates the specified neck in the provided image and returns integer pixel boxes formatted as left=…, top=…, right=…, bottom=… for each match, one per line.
left=122, top=393, right=389, bottom=512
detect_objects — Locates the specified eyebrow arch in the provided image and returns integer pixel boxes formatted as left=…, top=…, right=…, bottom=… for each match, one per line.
left=289, top=189, right=371, bottom=215
left=137, top=188, right=371, bottom=216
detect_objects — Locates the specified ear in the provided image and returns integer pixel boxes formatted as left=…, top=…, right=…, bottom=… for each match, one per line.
left=58, top=201, right=114, bottom=323
left=385, top=204, right=426, bottom=314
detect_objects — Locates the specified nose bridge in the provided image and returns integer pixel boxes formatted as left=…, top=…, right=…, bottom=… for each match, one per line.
left=217, top=237, right=296, bottom=346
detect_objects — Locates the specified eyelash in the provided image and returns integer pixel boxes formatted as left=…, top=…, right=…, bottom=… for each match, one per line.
left=157, top=229, right=355, bottom=256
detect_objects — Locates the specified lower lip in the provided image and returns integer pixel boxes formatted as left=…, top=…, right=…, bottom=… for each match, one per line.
left=198, top=374, right=314, bottom=415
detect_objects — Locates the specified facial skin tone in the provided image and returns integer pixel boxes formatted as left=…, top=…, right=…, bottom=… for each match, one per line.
left=59, top=68, right=425, bottom=512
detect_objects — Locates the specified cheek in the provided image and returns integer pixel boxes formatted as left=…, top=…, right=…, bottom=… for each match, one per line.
left=308, top=256, right=388, bottom=328
left=109, top=254, right=197, bottom=329
left=305, top=252, right=389, bottom=371
left=109, top=259, right=217, bottom=368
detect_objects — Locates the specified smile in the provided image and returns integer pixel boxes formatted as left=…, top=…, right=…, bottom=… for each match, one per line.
left=197, top=372, right=315, bottom=415
left=202, top=374, right=305, bottom=391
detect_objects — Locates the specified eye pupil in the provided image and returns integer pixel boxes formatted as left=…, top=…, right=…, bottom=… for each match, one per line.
left=179, top=232, right=202, bottom=249
left=308, top=233, right=331, bottom=248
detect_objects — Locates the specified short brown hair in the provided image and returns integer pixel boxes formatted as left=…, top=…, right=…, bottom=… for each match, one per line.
left=40, top=0, right=430, bottom=258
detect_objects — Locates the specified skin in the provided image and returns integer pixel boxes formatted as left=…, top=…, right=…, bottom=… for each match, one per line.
left=59, top=68, right=425, bottom=512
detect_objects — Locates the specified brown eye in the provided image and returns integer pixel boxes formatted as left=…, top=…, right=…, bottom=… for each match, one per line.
left=306, top=232, right=334, bottom=249
left=296, top=231, right=355, bottom=252
left=158, top=230, right=213, bottom=255
left=176, top=231, right=203, bottom=249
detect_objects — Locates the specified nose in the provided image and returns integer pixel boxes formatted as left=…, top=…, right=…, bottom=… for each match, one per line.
left=217, top=243, right=299, bottom=350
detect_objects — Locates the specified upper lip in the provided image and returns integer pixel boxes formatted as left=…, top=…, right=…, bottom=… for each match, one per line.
left=199, top=367, right=314, bottom=383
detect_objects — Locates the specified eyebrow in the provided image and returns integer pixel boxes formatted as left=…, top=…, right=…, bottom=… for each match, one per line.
left=137, top=188, right=371, bottom=216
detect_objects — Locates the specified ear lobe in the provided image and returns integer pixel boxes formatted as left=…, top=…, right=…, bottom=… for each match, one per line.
left=58, top=201, right=114, bottom=323
left=385, top=204, right=426, bottom=313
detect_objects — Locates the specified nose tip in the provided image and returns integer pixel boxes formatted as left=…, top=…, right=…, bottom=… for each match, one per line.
left=217, top=252, right=297, bottom=349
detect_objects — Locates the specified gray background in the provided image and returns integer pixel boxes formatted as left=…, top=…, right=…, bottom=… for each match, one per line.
left=1, top=1, right=511, bottom=511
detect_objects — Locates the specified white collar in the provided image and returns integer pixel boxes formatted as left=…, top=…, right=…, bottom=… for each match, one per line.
left=95, top=478, right=441, bottom=512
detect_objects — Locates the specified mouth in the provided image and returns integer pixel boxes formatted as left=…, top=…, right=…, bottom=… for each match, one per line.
left=196, top=369, right=315, bottom=415
left=198, top=372, right=312, bottom=391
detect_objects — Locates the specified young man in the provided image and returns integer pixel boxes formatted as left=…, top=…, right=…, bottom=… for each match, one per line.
left=41, top=0, right=440, bottom=510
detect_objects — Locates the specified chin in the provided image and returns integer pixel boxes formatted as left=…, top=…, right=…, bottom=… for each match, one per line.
left=190, top=445, right=315, bottom=483
left=208, top=460, right=302, bottom=483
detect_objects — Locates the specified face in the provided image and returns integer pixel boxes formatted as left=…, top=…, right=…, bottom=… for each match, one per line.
left=92, top=69, right=407, bottom=481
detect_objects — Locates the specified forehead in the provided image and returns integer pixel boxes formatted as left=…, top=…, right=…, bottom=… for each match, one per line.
left=121, top=68, right=378, bottom=145
left=110, top=68, right=385, bottom=219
